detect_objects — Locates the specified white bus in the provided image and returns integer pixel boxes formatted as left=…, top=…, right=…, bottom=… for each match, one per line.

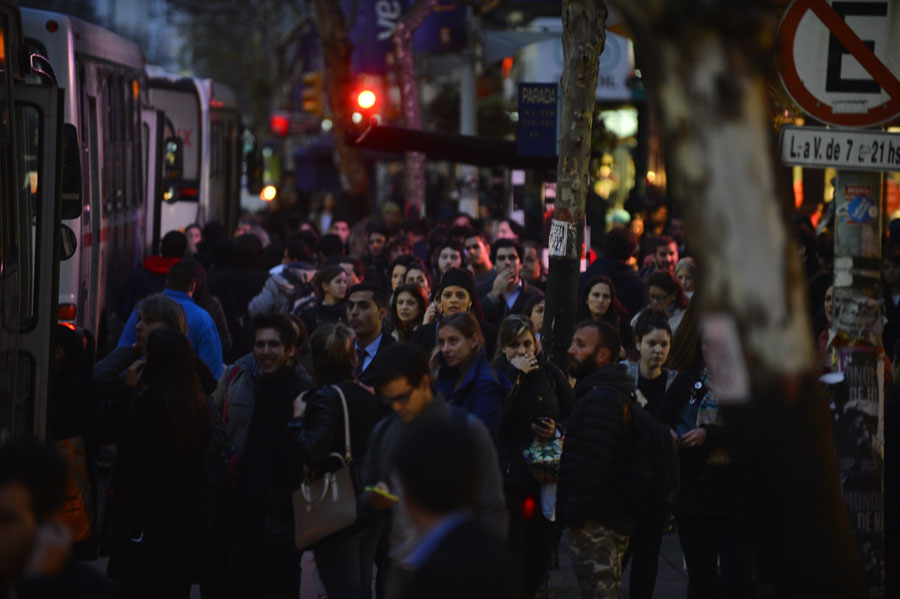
left=22, top=7, right=148, bottom=353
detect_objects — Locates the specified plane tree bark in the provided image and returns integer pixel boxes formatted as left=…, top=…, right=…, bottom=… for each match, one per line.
left=606, top=0, right=865, bottom=595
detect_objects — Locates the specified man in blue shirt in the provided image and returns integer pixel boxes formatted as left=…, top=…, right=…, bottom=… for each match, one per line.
left=119, top=259, right=223, bottom=378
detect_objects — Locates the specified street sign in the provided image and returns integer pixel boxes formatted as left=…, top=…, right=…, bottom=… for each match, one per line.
left=780, top=125, right=900, bottom=170
left=777, top=0, right=900, bottom=127
left=517, top=83, right=559, bottom=157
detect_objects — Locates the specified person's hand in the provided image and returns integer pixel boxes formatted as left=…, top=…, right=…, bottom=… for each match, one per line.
left=293, top=391, right=309, bottom=419
left=25, top=519, right=72, bottom=577
left=369, top=482, right=398, bottom=511
left=423, top=302, right=439, bottom=325
left=670, top=428, right=680, bottom=444
left=510, top=353, right=539, bottom=374
left=680, top=428, right=707, bottom=448
left=531, top=416, right=556, bottom=439
left=490, top=266, right=513, bottom=299
left=125, top=359, right=146, bottom=388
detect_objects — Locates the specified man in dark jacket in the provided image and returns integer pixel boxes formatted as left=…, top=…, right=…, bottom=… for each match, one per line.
left=219, top=315, right=310, bottom=599
left=118, top=230, right=187, bottom=319
left=558, top=320, right=634, bottom=599
left=395, top=417, right=520, bottom=599
left=366, top=343, right=508, bottom=599
left=478, top=239, right=544, bottom=326
left=580, top=228, right=647, bottom=318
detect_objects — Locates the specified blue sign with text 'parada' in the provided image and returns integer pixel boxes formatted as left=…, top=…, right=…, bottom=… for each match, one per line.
left=518, top=83, right=559, bottom=158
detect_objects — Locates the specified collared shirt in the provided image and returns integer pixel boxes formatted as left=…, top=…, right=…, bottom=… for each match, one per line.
left=355, top=332, right=384, bottom=374
left=406, top=510, right=473, bottom=570
left=501, top=279, right=523, bottom=310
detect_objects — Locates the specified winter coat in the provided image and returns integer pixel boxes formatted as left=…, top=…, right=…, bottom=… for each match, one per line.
left=247, top=262, right=317, bottom=319
left=656, top=371, right=738, bottom=518
left=478, top=280, right=545, bottom=327
left=94, top=385, right=209, bottom=584
left=495, top=353, right=573, bottom=506
left=208, top=265, right=269, bottom=363
left=436, top=350, right=511, bottom=441
left=211, top=354, right=313, bottom=455
left=557, top=363, right=634, bottom=534
left=299, top=300, right=346, bottom=338
left=580, top=257, right=648, bottom=319
left=289, top=382, right=388, bottom=535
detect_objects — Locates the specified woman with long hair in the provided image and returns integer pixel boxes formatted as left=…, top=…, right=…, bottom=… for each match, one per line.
left=300, top=264, right=348, bottom=336
left=389, top=283, right=428, bottom=341
left=580, top=274, right=634, bottom=357
left=290, top=323, right=388, bottom=599
left=435, top=312, right=510, bottom=439
left=492, top=315, right=573, bottom=597
left=646, top=270, right=688, bottom=334
left=657, top=297, right=753, bottom=598
left=411, top=267, right=497, bottom=356
left=95, top=328, right=210, bottom=598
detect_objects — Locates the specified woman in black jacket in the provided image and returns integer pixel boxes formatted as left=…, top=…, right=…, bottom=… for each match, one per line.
left=94, top=328, right=210, bottom=599
left=299, top=264, right=348, bottom=336
left=493, top=315, right=574, bottom=598
left=290, top=322, right=388, bottom=599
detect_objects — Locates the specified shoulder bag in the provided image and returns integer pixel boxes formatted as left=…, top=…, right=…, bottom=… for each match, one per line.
left=293, top=384, right=357, bottom=550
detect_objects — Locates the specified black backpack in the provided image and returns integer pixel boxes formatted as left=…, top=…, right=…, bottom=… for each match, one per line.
left=619, top=393, right=680, bottom=515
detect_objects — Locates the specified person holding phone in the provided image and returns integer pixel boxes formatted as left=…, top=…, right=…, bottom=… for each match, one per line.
left=411, top=268, right=498, bottom=357
left=492, top=315, right=573, bottom=598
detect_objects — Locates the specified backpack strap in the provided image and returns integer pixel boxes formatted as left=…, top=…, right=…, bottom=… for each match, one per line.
left=221, top=364, right=242, bottom=422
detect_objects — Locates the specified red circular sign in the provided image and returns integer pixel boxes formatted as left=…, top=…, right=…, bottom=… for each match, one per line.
left=777, top=0, right=900, bottom=127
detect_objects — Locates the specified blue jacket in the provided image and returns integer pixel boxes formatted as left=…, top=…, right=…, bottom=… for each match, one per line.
left=436, top=351, right=511, bottom=441
left=118, top=289, right=224, bottom=379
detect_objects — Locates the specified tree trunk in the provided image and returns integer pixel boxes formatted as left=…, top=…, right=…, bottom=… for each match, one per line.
left=392, top=0, right=436, bottom=217
left=311, top=0, right=371, bottom=219
left=608, top=1, right=865, bottom=595
left=542, top=0, right=606, bottom=370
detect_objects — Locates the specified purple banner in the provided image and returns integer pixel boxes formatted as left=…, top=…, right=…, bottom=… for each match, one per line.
left=346, top=0, right=409, bottom=75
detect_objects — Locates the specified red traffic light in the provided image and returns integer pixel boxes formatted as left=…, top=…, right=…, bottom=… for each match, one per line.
left=357, top=90, right=377, bottom=110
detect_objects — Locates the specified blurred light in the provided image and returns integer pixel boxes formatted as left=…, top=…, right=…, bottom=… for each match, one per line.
left=352, top=112, right=363, bottom=124
left=131, top=79, right=140, bottom=100
left=357, top=90, right=377, bottom=109
left=58, top=304, right=76, bottom=321
left=269, top=114, right=289, bottom=136
left=0, top=31, right=6, bottom=68
left=260, top=185, right=277, bottom=202
left=262, top=147, right=273, bottom=158
left=795, top=117, right=805, bottom=126
left=46, top=20, right=59, bottom=33
left=502, top=56, right=514, bottom=78
left=599, top=165, right=612, bottom=178
left=28, top=171, right=38, bottom=194
left=599, top=107, right=639, bottom=138
left=521, top=496, right=536, bottom=519
left=509, top=111, right=519, bottom=122
left=646, top=171, right=656, bottom=184
left=321, top=118, right=333, bottom=132
left=60, top=322, right=76, bottom=331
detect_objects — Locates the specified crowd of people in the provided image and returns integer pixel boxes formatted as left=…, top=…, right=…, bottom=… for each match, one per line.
left=3, top=205, right=893, bottom=599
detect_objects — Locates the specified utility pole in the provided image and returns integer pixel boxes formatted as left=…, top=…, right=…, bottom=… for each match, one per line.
left=457, top=5, right=479, bottom=218
left=542, top=0, right=606, bottom=369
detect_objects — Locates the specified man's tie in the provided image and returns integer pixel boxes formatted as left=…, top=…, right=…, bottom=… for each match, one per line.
left=354, top=346, right=368, bottom=378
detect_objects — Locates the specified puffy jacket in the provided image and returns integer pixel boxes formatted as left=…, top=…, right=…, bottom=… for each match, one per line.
left=495, top=353, right=573, bottom=505
left=558, top=363, right=634, bottom=534
left=248, top=263, right=317, bottom=319
left=436, top=351, right=511, bottom=441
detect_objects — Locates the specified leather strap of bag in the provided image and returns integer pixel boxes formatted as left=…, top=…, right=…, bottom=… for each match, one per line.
left=330, top=384, right=352, bottom=462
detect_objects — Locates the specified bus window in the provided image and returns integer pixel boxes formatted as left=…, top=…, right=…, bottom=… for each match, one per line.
left=14, top=103, right=41, bottom=329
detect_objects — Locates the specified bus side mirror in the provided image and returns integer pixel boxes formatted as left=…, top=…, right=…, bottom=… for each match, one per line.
left=164, top=136, right=183, bottom=180
left=61, top=124, right=82, bottom=219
